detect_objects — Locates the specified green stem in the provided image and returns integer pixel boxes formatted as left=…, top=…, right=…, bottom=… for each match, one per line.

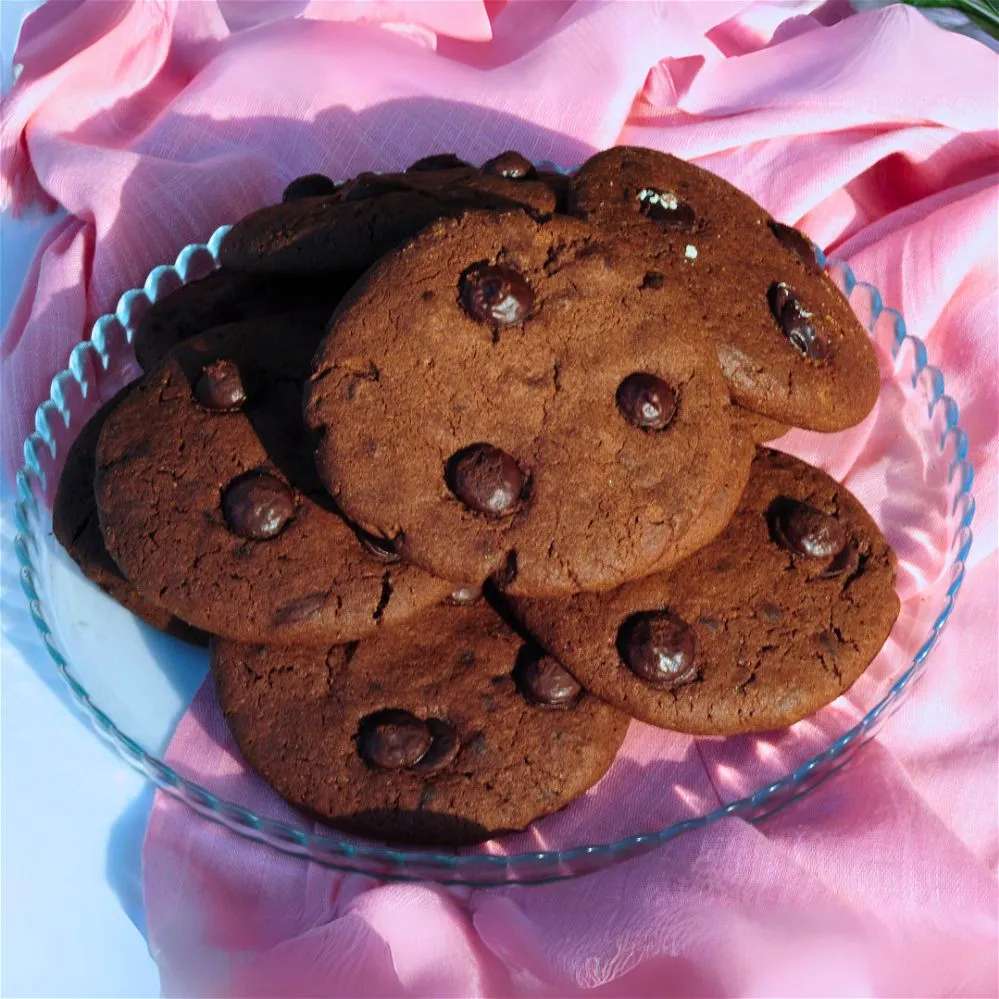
left=903, top=0, right=999, bottom=38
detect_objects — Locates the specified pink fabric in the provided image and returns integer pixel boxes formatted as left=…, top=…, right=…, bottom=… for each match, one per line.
left=3, top=2, right=998, bottom=995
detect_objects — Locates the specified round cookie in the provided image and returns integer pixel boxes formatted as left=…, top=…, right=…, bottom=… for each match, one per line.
left=95, top=318, right=454, bottom=645
left=52, top=389, right=206, bottom=645
left=211, top=604, right=630, bottom=846
left=133, top=268, right=353, bottom=372
left=568, top=146, right=880, bottom=432
left=305, top=209, right=739, bottom=596
left=510, top=448, right=900, bottom=735
left=220, top=164, right=557, bottom=276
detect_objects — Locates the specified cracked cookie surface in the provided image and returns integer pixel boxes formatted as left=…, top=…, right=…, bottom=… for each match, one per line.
left=211, top=604, right=629, bottom=846
left=509, top=448, right=900, bottom=734
left=95, top=319, right=453, bottom=645
left=568, top=147, right=880, bottom=432
left=305, top=210, right=738, bottom=596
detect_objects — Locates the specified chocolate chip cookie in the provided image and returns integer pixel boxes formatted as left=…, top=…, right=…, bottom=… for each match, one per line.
left=569, top=146, right=879, bottom=432
left=52, top=389, right=206, bottom=644
left=219, top=163, right=557, bottom=276
left=305, top=209, right=739, bottom=596
left=132, top=268, right=353, bottom=372
left=212, top=604, right=629, bottom=845
left=95, top=318, right=453, bottom=645
left=510, top=448, right=900, bottom=735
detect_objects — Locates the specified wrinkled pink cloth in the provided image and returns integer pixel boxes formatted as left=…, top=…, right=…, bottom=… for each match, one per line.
left=3, top=2, right=998, bottom=996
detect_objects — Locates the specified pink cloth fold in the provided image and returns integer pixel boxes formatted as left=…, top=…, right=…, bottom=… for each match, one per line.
left=3, top=2, right=997, bottom=995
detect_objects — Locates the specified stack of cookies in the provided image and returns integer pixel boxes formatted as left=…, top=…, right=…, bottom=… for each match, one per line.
left=53, top=147, right=900, bottom=847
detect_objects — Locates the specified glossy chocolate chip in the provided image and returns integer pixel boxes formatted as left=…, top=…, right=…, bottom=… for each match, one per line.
left=448, top=583, right=482, bottom=606
left=356, top=527, right=401, bottom=563
left=482, top=151, right=536, bottom=179
left=617, top=611, right=699, bottom=688
left=616, top=373, right=678, bottom=431
left=222, top=472, right=295, bottom=541
left=515, top=646, right=582, bottom=708
left=767, top=283, right=830, bottom=361
left=446, top=444, right=526, bottom=517
left=412, top=719, right=461, bottom=774
left=460, top=265, right=534, bottom=326
left=406, top=153, right=472, bottom=172
left=194, top=359, right=246, bottom=411
left=358, top=710, right=432, bottom=770
left=282, top=174, right=339, bottom=202
left=772, top=500, right=847, bottom=559
left=638, top=189, right=696, bottom=230
left=769, top=221, right=821, bottom=274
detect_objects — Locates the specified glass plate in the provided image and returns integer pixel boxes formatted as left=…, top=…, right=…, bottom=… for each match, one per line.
left=13, top=204, right=975, bottom=886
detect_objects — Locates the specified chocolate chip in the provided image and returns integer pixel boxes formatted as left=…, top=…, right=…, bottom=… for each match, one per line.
left=412, top=719, right=460, bottom=774
left=772, top=499, right=847, bottom=559
left=617, top=611, right=699, bottom=688
left=282, top=174, right=338, bottom=202
left=448, top=583, right=482, bottom=606
left=638, top=189, right=696, bottom=230
left=446, top=443, right=526, bottom=517
left=358, top=710, right=432, bottom=770
left=406, top=153, right=472, bottom=172
left=355, top=527, right=401, bottom=563
left=339, top=173, right=410, bottom=202
left=460, top=265, right=534, bottom=326
left=767, top=283, right=830, bottom=361
left=641, top=271, right=666, bottom=289
left=222, top=472, right=295, bottom=540
left=616, top=373, right=678, bottom=431
left=273, top=592, right=326, bottom=626
left=515, top=646, right=582, bottom=708
left=759, top=602, right=784, bottom=624
left=819, top=542, right=860, bottom=578
left=194, top=360, right=246, bottom=411
left=769, top=221, right=821, bottom=274
left=481, top=151, right=536, bottom=179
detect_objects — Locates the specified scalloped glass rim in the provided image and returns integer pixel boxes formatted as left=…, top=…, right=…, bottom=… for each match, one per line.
left=12, top=181, right=975, bottom=885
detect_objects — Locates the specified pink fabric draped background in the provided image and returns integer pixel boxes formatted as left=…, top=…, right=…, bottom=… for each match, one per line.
left=3, top=2, right=997, bottom=996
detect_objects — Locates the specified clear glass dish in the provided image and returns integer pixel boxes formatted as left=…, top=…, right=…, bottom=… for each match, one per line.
left=13, top=212, right=975, bottom=886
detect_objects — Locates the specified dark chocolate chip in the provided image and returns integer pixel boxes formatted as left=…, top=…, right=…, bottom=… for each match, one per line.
left=641, top=271, right=666, bottom=289
left=448, top=583, right=482, bottom=606
left=769, top=221, right=821, bottom=274
left=767, top=283, right=830, bottom=361
left=355, top=527, right=401, bottom=563
left=273, top=592, right=326, bottom=626
left=194, top=359, right=246, bottom=411
left=282, top=174, right=339, bottom=202
left=357, top=710, right=432, bottom=770
left=222, top=472, right=295, bottom=541
left=759, top=602, right=784, bottom=624
left=339, top=173, right=411, bottom=202
left=617, top=611, right=699, bottom=688
left=819, top=542, right=860, bottom=578
left=515, top=646, right=582, bottom=708
left=481, top=151, right=536, bottom=179
left=638, top=189, right=696, bottom=230
left=616, top=373, right=678, bottom=431
left=413, top=719, right=461, bottom=774
left=773, top=499, right=847, bottom=559
left=446, top=443, right=526, bottom=517
left=460, top=265, right=534, bottom=326
left=406, top=153, right=472, bottom=172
